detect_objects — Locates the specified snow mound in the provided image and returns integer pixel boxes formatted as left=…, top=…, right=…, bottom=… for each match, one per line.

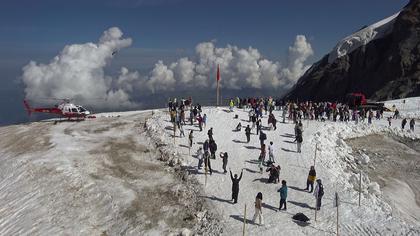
left=359, top=153, right=370, bottom=164
left=368, top=182, right=381, bottom=196
left=328, top=12, right=400, bottom=63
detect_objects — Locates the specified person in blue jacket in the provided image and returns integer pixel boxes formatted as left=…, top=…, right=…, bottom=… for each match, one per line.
left=277, top=180, right=288, bottom=210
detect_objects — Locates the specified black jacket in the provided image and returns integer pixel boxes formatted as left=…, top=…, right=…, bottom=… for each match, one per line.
left=230, top=171, right=243, bottom=191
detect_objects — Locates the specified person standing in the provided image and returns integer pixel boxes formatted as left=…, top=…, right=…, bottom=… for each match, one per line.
left=313, top=179, right=324, bottom=210
left=268, top=141, right=275, bottom=164
left=220, top=152, right=228, bottom=173
left=295, top=128, right=303, bottom=153
left=208, top=127, right=213, bottom=140
left=259, top=131, right=267, bottom=149
left=188, top=130, right=194, bottom=148
left=282, top=107, right=287, bottom=123
left=402, top=118, right=407, bottom=130
left=204, top=151, right=213, bottom=175
left=410, top=118, right=415, bottom=131
left=197, top=114, right=203, bottom=131
left=245, top=125, right=251, bottom=143
left=203, top=139, right=209, bottom=153
left=259, top=144, right=266, bottom=173
left=203, top=114, right=207, bottom=128
left=230, top=168, right=243, bottom=204
left=179, top=123, right=185, bottom=137
left=304, top=166, right=316, bottom=193
left=209, top=139, right=218, bottom=159
left=197, top=147, right=204, bottom=169
left=256, top=119, right=262, bottom=135
left=252, top=192, right=264, bottom=226
left=277, top=180, right=288, bottom=210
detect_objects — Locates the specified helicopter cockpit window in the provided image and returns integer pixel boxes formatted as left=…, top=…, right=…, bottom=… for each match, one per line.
left=71, top=108, right=78, bottom=113
left=78, top=106, right=86, bottom=112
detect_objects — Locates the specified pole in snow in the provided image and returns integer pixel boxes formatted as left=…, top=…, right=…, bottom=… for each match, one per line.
left=242, top=203, right=247, bottom=236
left=335, top=192, right=340, bottom=236
left=359, top=171, right=362, bottom=207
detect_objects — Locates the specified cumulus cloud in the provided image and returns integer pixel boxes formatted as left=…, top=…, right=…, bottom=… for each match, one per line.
left=146, top=35, right=313, bottom=92
left=22, top=27, right=313, bottom=109
left=22, top=27, right=137, bottom=109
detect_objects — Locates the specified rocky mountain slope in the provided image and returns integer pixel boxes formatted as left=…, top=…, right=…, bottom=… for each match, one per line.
left=284, top=0, right=420, bottom=102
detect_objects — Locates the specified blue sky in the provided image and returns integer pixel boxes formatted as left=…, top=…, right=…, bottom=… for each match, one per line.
left=0, top=0, right=409, bottom=125
left=1, top=0, right=407, bottom=67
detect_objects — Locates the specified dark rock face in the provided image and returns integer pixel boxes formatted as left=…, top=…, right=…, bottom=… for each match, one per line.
left=284, top=0, right=420, bottom=102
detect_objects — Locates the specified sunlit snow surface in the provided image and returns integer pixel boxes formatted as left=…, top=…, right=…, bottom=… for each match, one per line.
left=147, top=97, right=420, bottom=235
left=0, top=97, right=419, bottom=235
left=328, top=12, right=400, bottom=63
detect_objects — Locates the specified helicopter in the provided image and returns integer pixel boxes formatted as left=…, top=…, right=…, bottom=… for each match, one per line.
left=23, top=99, right=94, bottom=120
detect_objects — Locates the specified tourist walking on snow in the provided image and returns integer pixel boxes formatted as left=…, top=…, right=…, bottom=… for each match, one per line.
left=313, top=179, right=324, bottom=210
left=197, top=114, right=203, bottom=131
left=277, top=180, right=288, bottom=210
left=304, top=166, right=316, bottom=193
left=230, top=168, right=243, bottom=204
left=252, top=192, right=264, bottom=226
left=245, top=125, right=251, bottom=143
left=219, top=152, right=228, bottom=173
left=410, top=118, right=415, bottom=131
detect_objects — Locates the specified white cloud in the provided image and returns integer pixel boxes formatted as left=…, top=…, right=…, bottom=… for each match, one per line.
left=22, top=27, right=136, bottom=109
left=281, top=35, right=314, bottom=86
left=22, top=27, right=313, bottom=110
left=148, top=35, right=313, bottom=92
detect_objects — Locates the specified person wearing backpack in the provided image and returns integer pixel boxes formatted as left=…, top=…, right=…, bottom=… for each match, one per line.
left=277, top=180, right=288, bottom=210
left=313, top=179, right=324, bottom=210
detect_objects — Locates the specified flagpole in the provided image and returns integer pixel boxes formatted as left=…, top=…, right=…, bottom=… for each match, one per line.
left=217, top=80, right=219, bottom=106
left=216, top=64, right=220, bottom=106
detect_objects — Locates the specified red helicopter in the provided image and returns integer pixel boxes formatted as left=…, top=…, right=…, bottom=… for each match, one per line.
left=23, top=99, right=94, bottom=120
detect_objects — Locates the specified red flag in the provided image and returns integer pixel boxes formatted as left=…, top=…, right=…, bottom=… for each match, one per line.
left=216, top=64, right=220, bottom=82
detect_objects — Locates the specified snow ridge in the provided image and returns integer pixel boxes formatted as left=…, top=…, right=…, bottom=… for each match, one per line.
left=328, top=12, right=400, bottom=63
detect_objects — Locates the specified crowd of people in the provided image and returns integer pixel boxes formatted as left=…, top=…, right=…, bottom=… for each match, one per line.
left=166, top=95, right=415, bottom=226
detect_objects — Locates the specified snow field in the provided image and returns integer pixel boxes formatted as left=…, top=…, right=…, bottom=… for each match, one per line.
left=147, top=101, right=420, bottom=235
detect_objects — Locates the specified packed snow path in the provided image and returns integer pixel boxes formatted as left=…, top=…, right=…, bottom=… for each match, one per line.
left=148, top=106, right=420, bottom=236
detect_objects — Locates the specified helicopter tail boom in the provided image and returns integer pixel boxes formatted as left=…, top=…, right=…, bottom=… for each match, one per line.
left=23, top=100, right=32, bottom=116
